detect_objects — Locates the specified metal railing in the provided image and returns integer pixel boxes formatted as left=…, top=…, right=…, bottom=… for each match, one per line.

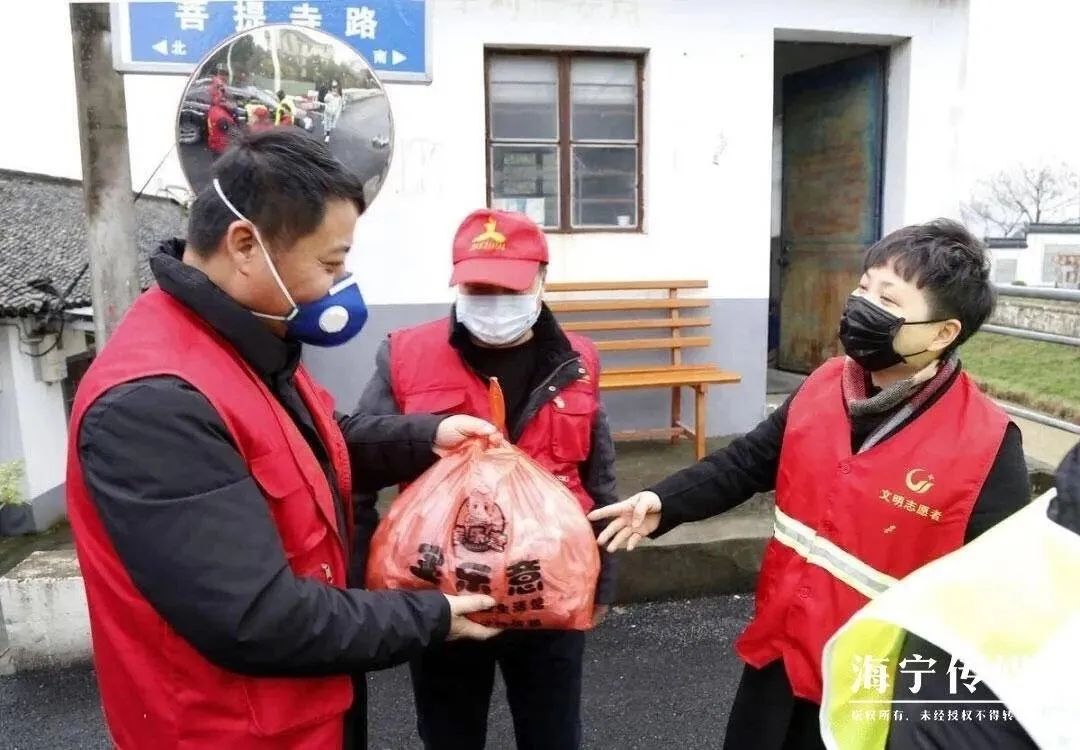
left=995, top=285, right=1080, bottom=303
left=981, top=324, right=1079, bottom=347
left=995, top=402, right=1079, bottom=435
left=988, top=284, right=1079, bottom=433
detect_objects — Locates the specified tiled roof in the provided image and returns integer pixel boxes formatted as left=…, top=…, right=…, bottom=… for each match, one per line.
left=0, top=170, right=185, bottom=317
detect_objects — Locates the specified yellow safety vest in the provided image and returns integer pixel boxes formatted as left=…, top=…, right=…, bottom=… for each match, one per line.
left=275, top=98, right=296, bottom=125
left=820, top=489, right=1080, bottom=749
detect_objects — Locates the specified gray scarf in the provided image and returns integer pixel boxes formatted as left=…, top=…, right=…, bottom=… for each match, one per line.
left=841, top=354, right=960, bottom=452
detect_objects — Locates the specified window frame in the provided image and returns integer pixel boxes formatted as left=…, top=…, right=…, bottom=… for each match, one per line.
left=484, top=48, right=645, bottom=234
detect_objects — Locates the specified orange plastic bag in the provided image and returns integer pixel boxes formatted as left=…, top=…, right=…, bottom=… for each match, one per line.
left=366, top=379, right=600, bottom=630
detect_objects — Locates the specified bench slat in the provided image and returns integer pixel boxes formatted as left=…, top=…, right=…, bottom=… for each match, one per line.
left=600, top=369, right=742, bottom=390
left=595, top=336, right=711, bottom=352
left=547, top=299, right=706, bottom=313
left=611, top=427, right=686, bottom=442
left=605, top=363, right=724, bottom=375
left=547, top=280, right=708, bottom=292
left=560, top=317, right=710, bottom=333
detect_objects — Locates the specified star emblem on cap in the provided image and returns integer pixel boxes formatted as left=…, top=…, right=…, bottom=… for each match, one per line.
left=471, top=218, right=507, bottom=252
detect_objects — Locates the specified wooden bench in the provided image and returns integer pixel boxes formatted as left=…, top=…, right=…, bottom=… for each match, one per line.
left=545, top=280, right=741, bottom=460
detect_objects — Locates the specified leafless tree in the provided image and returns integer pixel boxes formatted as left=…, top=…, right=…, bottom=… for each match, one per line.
left=962, top=163, right=1080, bottom=237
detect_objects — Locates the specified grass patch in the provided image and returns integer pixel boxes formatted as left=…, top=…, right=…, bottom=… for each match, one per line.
left=0, top=522, right=73, bottom=577
left=961, top=332, right=1080, bottom=422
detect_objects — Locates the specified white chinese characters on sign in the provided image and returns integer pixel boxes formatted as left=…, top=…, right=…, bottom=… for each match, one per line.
left=948, top=657, right=983, bottom=694
left=373, top=49, right=389, bottom=65
left=290, top=2, right=323, bottom=28
left=850, top=654, right=998, bottom=700
left=852, top=656, right=890, bottom=695
left=176, top=1, right=210, bottom=32
left=234, top=1, right=267, bottom=31
left=346, top=7, right=379, bottom=39
left=898, top=654, right=937, bottom=694
left=171, top=41, right=188, bottom=56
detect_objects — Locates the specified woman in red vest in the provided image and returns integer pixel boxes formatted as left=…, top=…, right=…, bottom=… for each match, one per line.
left=357, top=209, right=619, bottom=750
left=67, top=130, right=500, bottom=750
left=590, top=219, right=1031, bottom=749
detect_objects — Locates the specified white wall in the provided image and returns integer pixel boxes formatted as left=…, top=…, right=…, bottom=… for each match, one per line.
left=1027, top=234, right=1080, bottom=286
left=989, top=249, right=1021, bottom=284
left=0, top=328, right=23, bottom=466
left=3, top=326, right=79, bottom=501
left=990, top=234, right=1080, bottom=286
left=0, top=0, right=971, bottom=309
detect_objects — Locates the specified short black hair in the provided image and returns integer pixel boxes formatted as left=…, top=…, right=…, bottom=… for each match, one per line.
left=863, top=218, right=994, bottom=350
left=187, top=128, right=366, bottom=256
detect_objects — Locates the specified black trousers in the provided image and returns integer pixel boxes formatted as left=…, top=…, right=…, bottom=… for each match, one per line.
left=723, top=660, right=825, bottom=750
left=409, top=630, right=586, bottom=750
left=343, top=675, right=368, bottom=749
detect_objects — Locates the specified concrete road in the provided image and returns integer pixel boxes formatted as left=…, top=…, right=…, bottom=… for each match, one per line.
left=0, top=595, right=752, bottom=749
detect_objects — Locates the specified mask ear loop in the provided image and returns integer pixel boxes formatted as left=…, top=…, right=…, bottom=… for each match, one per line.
left=213, top=178, right=298, bottom=322
left=895, top=318, right=954, bottom=359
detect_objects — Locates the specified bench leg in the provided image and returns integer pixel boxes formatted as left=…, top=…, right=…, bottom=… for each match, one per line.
left=694, top=385, right=707, bottom=460
left=670, top=386, right=682, bottom=444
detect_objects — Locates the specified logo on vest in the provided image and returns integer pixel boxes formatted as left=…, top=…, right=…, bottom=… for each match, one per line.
left=471, top=218, right=507, bottom=252
left=453, top=489, right=508, bottom=553
left=905, top=469, right=936, bottom=495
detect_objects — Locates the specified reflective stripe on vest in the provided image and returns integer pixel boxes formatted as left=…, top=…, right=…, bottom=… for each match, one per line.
left=773, top=507, right=899, bottom=600
left=820, top=489, right=1080, bottom=750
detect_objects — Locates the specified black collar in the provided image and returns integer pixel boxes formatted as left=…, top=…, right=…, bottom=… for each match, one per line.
left=150, top=238, right=301, bottom=381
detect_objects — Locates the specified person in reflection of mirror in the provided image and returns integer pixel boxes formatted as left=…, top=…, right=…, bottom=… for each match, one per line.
left=324, top=80, right=344, bottom=144
left=356, top=209, right=620, bottom=750
left=212, top=63, right=228, bottom=94
left=248, top=105, right=274, bottom=134
left=275, top=89, right=296, bottom=128
left=207, top=83, right=238, bottom=157
left=589, top=220, right=1031, bottom=750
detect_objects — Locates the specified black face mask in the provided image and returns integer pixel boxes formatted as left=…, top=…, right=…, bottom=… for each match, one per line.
left=838, top=295, right=944, bottom=372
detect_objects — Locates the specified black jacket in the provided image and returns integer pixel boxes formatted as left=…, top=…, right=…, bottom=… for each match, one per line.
left=356, top=305, right=620, bottom=605
left=78, top=241, right=452, bottom=690
left=1049, top=442, right=1080, bottom=533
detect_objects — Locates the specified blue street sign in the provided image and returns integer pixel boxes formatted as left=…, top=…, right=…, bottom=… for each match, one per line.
left=111, top=1, right=429, bottom=83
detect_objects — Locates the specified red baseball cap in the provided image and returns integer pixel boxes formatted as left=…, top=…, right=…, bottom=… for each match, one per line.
left=449, top=209, right=549, bottom=292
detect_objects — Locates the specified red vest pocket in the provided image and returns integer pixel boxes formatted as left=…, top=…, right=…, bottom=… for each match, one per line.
left=550, top=390, right=594, bottom=462
left=401, top=387, right=468, bottom=416
left=250, top=450, right=330, bottom=562
left=242, top=673, right=353, bottom=738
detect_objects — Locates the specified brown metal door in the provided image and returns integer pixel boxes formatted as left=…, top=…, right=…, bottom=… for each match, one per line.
left=778, top=51, right=886, bottom=373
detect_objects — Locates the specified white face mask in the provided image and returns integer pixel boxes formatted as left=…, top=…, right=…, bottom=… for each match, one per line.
left=456, top=287, right=542, bottom=346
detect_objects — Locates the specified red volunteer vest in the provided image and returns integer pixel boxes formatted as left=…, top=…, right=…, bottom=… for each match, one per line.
left=66, top=287, right=354, bottom=750
left=736, top=357, right=1008, bottom=703
left=388, top=319, right=600, bottom=512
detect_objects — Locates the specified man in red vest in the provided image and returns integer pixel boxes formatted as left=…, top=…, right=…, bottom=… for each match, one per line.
left=589, top=219, right=1031, bottom=749
left=207, top=82, right=238, bottom=156
left=357, top=209, right=619, bottom=749
left=66, top=130, right=500, bottom=750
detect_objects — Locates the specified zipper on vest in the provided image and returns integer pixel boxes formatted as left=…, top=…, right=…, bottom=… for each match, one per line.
left=321, top=563, right=334, bottom=584
left=456, top=350, right=584, bottom=442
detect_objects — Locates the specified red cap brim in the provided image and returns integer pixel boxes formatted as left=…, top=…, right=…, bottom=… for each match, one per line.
left=449, top=257, right=541, bottom=292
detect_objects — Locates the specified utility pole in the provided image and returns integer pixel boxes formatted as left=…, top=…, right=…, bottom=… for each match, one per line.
left=69, top=3, right=140, bottom=346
